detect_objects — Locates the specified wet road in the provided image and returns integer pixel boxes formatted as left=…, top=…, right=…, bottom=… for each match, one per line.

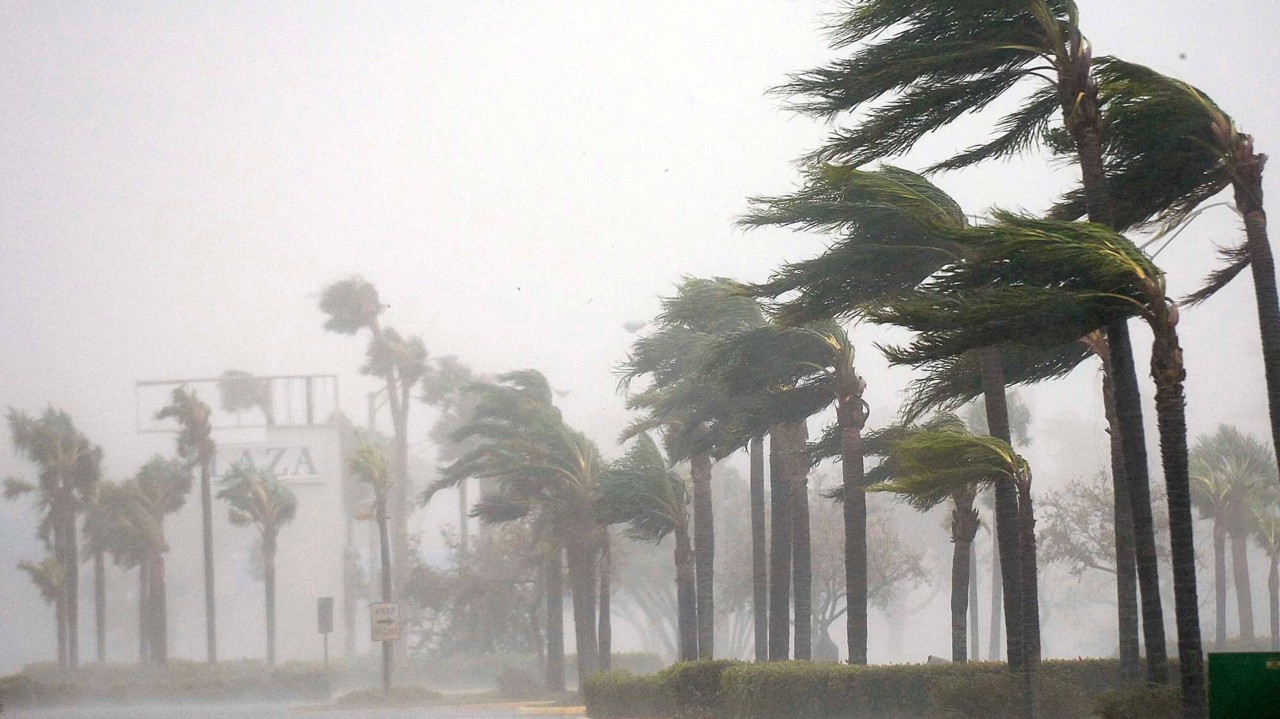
left=9, top=702, right=538, bottom=719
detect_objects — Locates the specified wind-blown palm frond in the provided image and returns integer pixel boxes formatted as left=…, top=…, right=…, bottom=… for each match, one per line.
left=217, top=464, right=297, bottom=537
left=741, top=165, right=965, bottom=325
left=599, top=434, right=689, bottom=544
left=319, top=276, right=382, bottom=335
left=867, top=429, right=1027, bottom=511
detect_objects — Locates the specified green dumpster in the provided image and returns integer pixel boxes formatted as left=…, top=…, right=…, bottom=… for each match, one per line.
left=1208, top=652, right=1280, bottom=718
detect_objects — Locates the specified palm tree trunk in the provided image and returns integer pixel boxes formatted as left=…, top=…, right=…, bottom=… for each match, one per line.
left=750, top=435, right=768, bottom=662
left=790, top=427, right=812, bottom=661
left=1101, top=354, right=1141, bottom=679
left=545, top=547, right=566, bottom=692
left=150, top=550, right=167, bottom=665
left=598, top=529, right=612, bottom=670
left=1067, top=75, right=1171, bottom=685
left=952, top=532, right=973, bottom=663
left=391, top=407, right=411, bottom=660
left=1151, top=327, right=1207, bottom=718
left=1015, top=478, right=1042, bottom=719
left=138, top=563, right=149, bottom=665
left=265, top=532, right=278, bottom=666
left=989, top=532, right=1002, bottom=661
left=565, top=535, right=601, bottom=680
left=969, top=541, right=980, bottom=662
left=1213, top=521, right=1228, bottom=648
left=691, top=451, right=715, bottom=659
left=377, top=494, right=393, bottom=693
left=675, top=524, right=699, bottom=662
left=65, top=496, right=79, bottom=668
left=94, top=549, right=106, bottom=663
left=768, top=425, right=793, bottom=661
left=1268, top=553, right=1279, bottom=651
left=1232, top=162, right=1280, bottom=494
left=838, top=403, right=868, bottom=665
left=977, top=346, right=1023, bottom=669
left=200, top=456, right=217, bottom=663
left=53, top=503, right=69, bottom=669
left=459, top=479, right=469, bottom=555
left=1230, top=531, right=1256, bottom=641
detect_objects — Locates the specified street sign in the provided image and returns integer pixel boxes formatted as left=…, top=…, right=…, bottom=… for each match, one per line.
left=370, top=602, right=401, bottom=642
left=317, top=597, right=333, bottom=634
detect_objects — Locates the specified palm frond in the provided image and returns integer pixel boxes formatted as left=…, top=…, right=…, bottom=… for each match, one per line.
left=1183, top=242, right=1251, bottom=306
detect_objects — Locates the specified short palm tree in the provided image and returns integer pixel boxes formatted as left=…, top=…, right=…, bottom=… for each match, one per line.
left=156, top=387, right=218, bottom=663
left=864, top=415, right=982, bottom=664
left=619, top=277, right=766, bottom=660
left=126, top=457, right=192, bottom=664
left=868, top=213, right=1205, bottom=716
left=5, top=407, right=102, bottom=669
left=347, top=434, right=396, bottom=691
left=217, top=463, right=297, bottom=666
left=1254, top=505, right=1280, bottom=650
left=1189, top=425, right=1275, bottom=646
left=423, top=369, right=607, bottom=679
left=868, top=425, right=1039, bottom=713
left=599, top=434, right=697, bottom=661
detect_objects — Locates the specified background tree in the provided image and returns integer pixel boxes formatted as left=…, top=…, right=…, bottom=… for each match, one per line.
left=6, top=407, right=102, bottom=668
left=120, top=456, right=192, bottom=665
left=217, top=462, right=297, bottom=667
left=1189, top=425, right=1275, bottom=647
left=1254, top=505, right=1280, bottom=650
left=619, top=277, right=767, bottom=660
left=217, top=370, right=274, bottom=425
left=600, top=434, right=697, bottom=661
left=320, top=276, right=427, bottom=607
left=424, top=369, right=607, bottom=679
left=156, top=387, right=218, bottom=663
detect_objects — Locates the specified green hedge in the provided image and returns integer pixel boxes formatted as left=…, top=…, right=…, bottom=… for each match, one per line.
left=585, top=659, right=1138, bottom=719
left=7, top=660, right=329, bottom=706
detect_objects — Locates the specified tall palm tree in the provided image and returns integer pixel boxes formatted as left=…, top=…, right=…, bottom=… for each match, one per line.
left=93, top=479, right=153, bottom=664
left=1254, top=505, right=1280, bottom=650
left=704, top=320, right=869, bottom=663
left=619, top=277, right=766, bottom=660
left=1189, top=425, right=1274, bottom=646
left=217, top=463, right=297, bottom=666
left=868, top=213, right=1206, bottom=717
left=599, top=434, right=698, bottom=661
left=156, top=387, right=218, bottom=663
left=81, top=483, right=117, bottom=663
left=423, top=369, right=607, bottom=679
left=6, top=407, right=102, bottom=669
left=347, top=434, right=395, bottom=691
left=864, top=414, right=981, bottom=663
left=320, top=277, right=427, bottom=608
left=772, top=0, right=1169, bottom=681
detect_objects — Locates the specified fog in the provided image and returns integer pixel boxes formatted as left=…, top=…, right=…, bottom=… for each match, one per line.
left=3, top=0, right=1280, bottom=679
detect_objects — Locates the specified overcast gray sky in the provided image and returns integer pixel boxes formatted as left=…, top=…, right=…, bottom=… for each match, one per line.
left=4, top=0, right=1280, bottom=669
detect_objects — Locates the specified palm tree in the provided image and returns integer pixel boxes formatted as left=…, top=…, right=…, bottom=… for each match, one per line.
left=156, top=387, right=218, bottom=663
left=600, top=434, right=698, bottom=661
left=320, top=277, right=427, bottom=607
left=771, top=0, right=1170, bottom=681
left=704, top=320, right=869, bottom=663
left=6, top=407, right=102, bottom=668
left=423, top=369, right=607, bottom=679
left=868, top=213, right=1206, bottom=717
left=217, top=370, right=275, bottom=425
left=347, top=434, right=395, bottom=691
left=217, top=463, right=297, bottom=666
left=1189, top=425, right=1274, bottom=646
left=868, top=426, right=1039, bottom=714
left=81, top=483, right=116, bottom=663
left=1254, top=505, right=1280, bottom=650
left=122, top=457, right=192, bottom=665
left=17, top=557, right=65, bottom=661
left=864, top=415, right=981, bottom=663
left=619, top=277, right=766, bottom=660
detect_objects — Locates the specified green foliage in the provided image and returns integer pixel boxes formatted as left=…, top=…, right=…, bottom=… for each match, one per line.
left=493, top=667, right=542, bottom=699
left=1091, top=683, right=1180, bottom=719
left=930, top=672, right=1085, bottom=719
left=216, top=463, right=297, bottom=534
left=599, top=434, right=689, bottom=543
left=319, top=275, right=382, bottom=335
left=581, top=669, right=674, bottom=719
left=9, top=660, right=329, bottom=704
left=658, top=659, right=742, bottom=719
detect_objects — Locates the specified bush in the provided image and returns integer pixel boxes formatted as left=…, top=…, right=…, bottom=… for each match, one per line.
left=334, top=685, right=444, bottom=707
left=582, top=669, right=673, bottom=719
left=658, top=659, right=741, bottom=719
left=9, top=660, right=330, bottom=704
left=931, top=672, right=1087, bottom=719
left=1092, top=683, right=1180, bottom=719
left=495, top=666, right=543, bottom=699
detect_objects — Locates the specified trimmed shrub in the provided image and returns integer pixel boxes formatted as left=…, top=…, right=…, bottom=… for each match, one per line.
left=495, top=666, right=543, bottom=699
left=1092, top=683, right=1180, bottom=719
left=658, top=659, right=742, bottom=719
left=931, top=672, right=1087, bottom=719
left=10, top=659, right=330, bottom=704
left=582, top=669, right=673, bottom=719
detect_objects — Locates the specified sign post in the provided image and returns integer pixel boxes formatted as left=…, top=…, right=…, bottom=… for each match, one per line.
left=370, top=603, right=400, bottom=693
left=317, top=597, right=333, bottom=669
